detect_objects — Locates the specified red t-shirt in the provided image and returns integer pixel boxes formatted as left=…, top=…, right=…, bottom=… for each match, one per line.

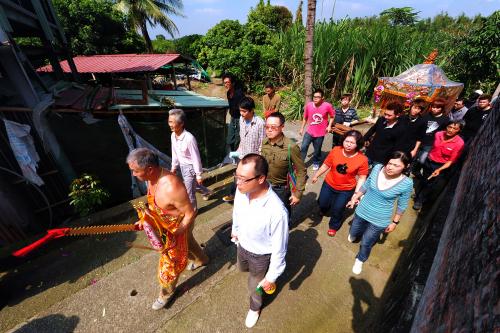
left=428, top=131, right=464, bottom=163
left=324, top=146, right=369, bottom=191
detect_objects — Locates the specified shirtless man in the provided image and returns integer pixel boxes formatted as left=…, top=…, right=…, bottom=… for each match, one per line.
left=127, top=148, right=207, bottom=310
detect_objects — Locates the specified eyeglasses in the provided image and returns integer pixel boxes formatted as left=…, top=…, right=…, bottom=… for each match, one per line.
left=313, top=95, right=322, bottom=99
left=234, top=173, right=261, bottom=183
left=265, top=125, right=282, bottom=131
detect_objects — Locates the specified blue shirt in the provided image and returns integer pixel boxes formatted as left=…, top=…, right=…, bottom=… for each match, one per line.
left=355, top=164, right=413, bottom=227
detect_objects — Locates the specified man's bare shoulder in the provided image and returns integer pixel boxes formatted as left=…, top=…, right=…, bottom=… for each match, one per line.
left=158, top=172, right=184, bottom=193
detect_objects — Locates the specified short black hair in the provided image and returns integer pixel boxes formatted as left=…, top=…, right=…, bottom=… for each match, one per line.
left=342, top=130, right=364, bottom=151
left=265, top=82, right=275, bottom=89
left=449, top=119, right=465, bottom=130
left=384, top=151, right=411, bottom=169
left=222, top=73, right=235, bottom=83
left=267, top=112, right=285, bottom=125
left=313, top=88, right=324, bottom=97
left=341, top=93, right=352, bottom=100
left=240, top=153, right=268, bottom=177
left=385, top=102, right=404, bottom=115
left=239, top=96, right=255, bottom=111
left=478, top=94, right=491, bottom=102
left=455, top=96, right=465, bottom=103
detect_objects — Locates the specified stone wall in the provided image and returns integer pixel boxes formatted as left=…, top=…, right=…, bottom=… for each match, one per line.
left=411, top=107, right=498, bottom=332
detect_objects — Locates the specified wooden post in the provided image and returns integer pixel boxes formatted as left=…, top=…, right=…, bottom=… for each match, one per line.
left=172, top=66, right=177, bottom=90
left=185, top=62, right=192, bottom=90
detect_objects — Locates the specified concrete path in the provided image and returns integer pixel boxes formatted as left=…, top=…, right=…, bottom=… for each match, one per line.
left=3, top=121, right=419, bottom=333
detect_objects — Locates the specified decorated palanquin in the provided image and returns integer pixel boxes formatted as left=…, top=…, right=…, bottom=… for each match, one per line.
left=134, top=200, right=188, bottom=289
left=373, top=50, right=463, bottom=115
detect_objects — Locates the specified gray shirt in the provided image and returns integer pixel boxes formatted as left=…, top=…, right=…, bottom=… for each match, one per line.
left=449, top=106, right=468, bottom=121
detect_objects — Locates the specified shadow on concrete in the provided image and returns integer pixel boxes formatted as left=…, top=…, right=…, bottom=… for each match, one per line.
left=289, top=192, right=321, bottom=229
left=12, top=314, right=79, bottom=333
left=0, top=229, right=138, bottom=310
left=169, top=225, right=237, bottom=306
left=350, top=277, right=379, bottom=333
left=262, top=228, right=321, bottom=309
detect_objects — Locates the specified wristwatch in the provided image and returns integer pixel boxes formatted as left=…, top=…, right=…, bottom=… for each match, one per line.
left=392, top=220, right=399, bottom=225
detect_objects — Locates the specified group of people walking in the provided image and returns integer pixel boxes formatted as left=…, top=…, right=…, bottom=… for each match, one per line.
left=126, top=76, right=495, bottom=328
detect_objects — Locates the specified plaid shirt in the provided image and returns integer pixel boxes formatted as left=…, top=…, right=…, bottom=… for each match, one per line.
left=238, top=115, right=265, bottom=156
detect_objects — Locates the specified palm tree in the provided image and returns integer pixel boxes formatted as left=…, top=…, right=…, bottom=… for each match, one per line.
left=304, top=0, right=316, bottom=102
left=115, top=0, right=184, bottom=53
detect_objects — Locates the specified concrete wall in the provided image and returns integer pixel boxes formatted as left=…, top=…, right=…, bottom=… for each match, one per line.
left=411, top=107, right=498, bottom=332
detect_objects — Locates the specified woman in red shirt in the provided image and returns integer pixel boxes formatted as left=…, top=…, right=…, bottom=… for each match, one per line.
left=413, top=120, right=465, bottom=210
left=312, top=130, right=369, bottom=237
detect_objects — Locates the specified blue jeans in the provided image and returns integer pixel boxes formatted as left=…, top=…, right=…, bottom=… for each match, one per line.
left=301, top=132, right=324, bottom=165
left=349, top=214, right=386, bottom=262
left=318, top=182, right=354, bottom=231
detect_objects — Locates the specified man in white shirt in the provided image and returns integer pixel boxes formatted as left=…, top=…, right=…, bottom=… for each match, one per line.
left=231, top=154, right=289, bottom=328
left=168, top=109, right=209, bottom=270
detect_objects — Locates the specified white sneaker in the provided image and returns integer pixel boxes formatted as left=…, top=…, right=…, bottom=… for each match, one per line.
left=151, top=297, right=167, bottom=310
left=151, top=293, right=174, bottom=310
left=245, top=309, right=260, bottom=328
left=347, top=233, right=355, bottom=243
left=352, top=258, right=363, bottom=275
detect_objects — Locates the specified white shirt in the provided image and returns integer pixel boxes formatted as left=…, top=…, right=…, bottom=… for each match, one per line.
left=231, top=185, right=289, bottom=282
left=171, top=130, right=203, bottom=179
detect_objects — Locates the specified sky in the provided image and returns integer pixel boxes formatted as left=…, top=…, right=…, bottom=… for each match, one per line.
left=150, top=0, right=500, bottom=38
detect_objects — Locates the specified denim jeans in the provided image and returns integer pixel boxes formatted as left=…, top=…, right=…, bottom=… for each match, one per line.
left=300, top=132, right=324, bottom=165
left=318, top=182, right=354, bottom=231
left=349, top=214, right=386, bottom=262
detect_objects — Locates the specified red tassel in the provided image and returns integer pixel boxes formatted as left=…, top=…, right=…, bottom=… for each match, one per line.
left=12, top=228, right=70, bottom=257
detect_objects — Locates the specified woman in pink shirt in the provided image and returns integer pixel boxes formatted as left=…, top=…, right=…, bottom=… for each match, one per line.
left=413, top=120, right=465, bottom=210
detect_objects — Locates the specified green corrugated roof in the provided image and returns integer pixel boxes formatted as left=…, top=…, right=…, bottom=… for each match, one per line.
left=109, top=89, right=228, bottom=109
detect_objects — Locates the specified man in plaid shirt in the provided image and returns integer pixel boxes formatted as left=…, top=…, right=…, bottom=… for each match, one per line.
left=237, top=97, right=266, bottom=156
left=223, top=97, right=265, bottom=202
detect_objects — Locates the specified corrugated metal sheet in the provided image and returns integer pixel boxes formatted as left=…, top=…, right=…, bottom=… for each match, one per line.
left=37, top=54, right=183, bottom=73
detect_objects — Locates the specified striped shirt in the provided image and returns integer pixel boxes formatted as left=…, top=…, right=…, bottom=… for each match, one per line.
left=334, top=107, right=359, bottom=125
left=355, top=164, right=413, bottom=227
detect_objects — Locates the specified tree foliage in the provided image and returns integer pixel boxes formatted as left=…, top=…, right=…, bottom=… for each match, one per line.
left=115, top=0, right=183, bottom=52
left=53, top=0, right=144, bottom=55
left=197, top=19, right=278, bottom=83
left=380, top=7, right=420, bottom=26
left=248, top=0, right=293, bottom=31
left=444, top=11, right=500, bottom=94
left=174, top=34, right=203, bottom=58
left=152, top=38, right=176, bottom=53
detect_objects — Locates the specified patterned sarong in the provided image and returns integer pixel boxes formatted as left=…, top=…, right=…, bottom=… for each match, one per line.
left=134, top=194, right=188, bottom=289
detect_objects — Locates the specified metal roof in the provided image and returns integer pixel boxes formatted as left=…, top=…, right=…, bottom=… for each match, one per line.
left=37, top=54, right=188, bottom=74
left=108, top=90, right=229, bottom=110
